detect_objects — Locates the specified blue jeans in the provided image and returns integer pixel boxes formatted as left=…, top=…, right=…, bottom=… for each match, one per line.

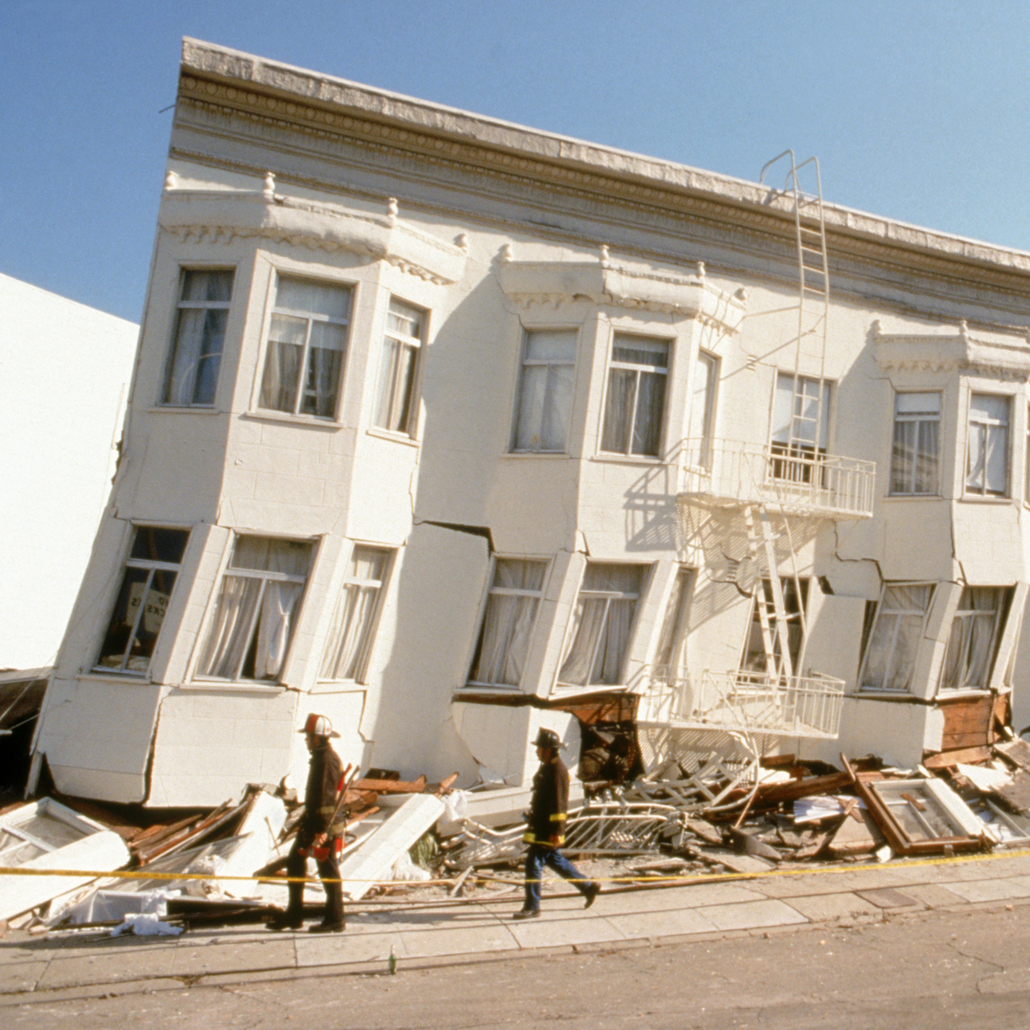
left=523, top=844, right=595, bottom=911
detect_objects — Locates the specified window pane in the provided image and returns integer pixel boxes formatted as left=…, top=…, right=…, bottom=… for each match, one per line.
left=612, top=337, right=668, bottom=368
left=387, top=299, right=423, bottom=338
left=275, top=277, right=351, bottom=320
left=601, top=368, right=635, bottom=453
left=164, top=269, right=234, bottom=406
left=632, top=370, right=665, bottom=456
left=129, top=527, right=189, bottom=564
left=525, top=330, right=577, bottom=364
left=181, top=269, right=233, bottom=304
left=231, top=536, right=312, bottom=575
left=300, top=346, right=342, bottom=417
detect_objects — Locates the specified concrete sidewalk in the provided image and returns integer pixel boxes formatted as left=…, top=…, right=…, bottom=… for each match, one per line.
left=4, top=849, right=1030, bottom=1001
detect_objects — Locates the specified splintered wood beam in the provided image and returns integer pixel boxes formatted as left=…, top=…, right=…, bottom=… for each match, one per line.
left=349, top=775, right=428, bottom=794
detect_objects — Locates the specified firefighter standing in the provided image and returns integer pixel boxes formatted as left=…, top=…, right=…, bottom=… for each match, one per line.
left=268, top=713, right=347, bottom=933
left=513, top=728, right=600, bottom=919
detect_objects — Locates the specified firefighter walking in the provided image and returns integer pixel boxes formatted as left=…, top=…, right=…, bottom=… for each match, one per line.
left=514, top=728, right=600, bottom=919
left=268, top=713, right=347, bottom=933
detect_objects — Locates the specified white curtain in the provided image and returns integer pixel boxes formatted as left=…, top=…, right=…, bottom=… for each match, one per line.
left=471, top=560, right=545, bottom=685
left=260, top=314, right=304, bottom=412
left=165, top=270, right=232, bottom=405
left=301, top=321, right=345, bottom=417
left=967, top=396, right=1008, bottom=495
left=320, top=547, right=390, bottom=681
left=941, top=588, right=1001, bottom=690
left=862, top=584, right=932, bottom=691
left=514, top=331, right=576, bottom=452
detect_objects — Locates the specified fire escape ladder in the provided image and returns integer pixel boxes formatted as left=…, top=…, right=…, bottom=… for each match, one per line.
left=743, top=503, right=794, bottom=680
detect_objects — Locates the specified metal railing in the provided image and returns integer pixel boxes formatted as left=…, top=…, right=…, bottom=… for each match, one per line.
left=639, top=667, right=845, bottom=740
left=677, top=440, right=875, bottom=520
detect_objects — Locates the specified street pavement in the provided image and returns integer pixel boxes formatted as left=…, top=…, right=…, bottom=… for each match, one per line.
left=4, top=848, right=1030, bottom=1002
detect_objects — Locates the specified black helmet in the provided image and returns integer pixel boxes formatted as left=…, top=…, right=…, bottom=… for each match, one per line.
left=533, top=728, right=562, bottom=750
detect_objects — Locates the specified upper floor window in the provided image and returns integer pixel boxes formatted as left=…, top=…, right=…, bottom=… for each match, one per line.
left=687, top=351, right=718, bottom=469
left=96, top=526, right=190, bottom=675
left=559, top=562, right=646, bottom=687
left=319, top=545, right=393, bottom=683
left=259, top=276, right=352, bottom=419
left=162, top=269, right=234, bottom=406
left=512, top=330, right=577, bottom=453
left=860, top=583, right=934, bottom=692
left=468, top=559, right=547, bottom=687
left=600, top=334, right=669, bottom=458
left=374, top=299, right=425, bottom=436
left=939, top=586, right=1009, bottom=691
left=891, top=392, right=941, bottom=496
left=966, top=393, right=1009, bottom=497
left=771, top=373, right=831, bottom=483
left=196, top=535, right=313, bottom=682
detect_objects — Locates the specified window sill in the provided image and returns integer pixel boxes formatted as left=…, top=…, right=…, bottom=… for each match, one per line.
left=82, top=668, right=151, bottom=684
left=935, top=687, right=991, bottom=700
left=855, top=688, right=915, bottom=700
left=590, top=453, right=664, bottom=466
left=185, top=677, right=286, bottom=694
left=960, top=494, right=1014, bottom=504
left=241, top=410, right=345, bottom=431
left=884, top=493, right=944, bottom=501
left=148, top=405, right=220, bottom=415
left=459, top=682, right=523, bottom=693
left=503, top=451, right=572, bottom=460
left=366, top=427, right=421, bottom=449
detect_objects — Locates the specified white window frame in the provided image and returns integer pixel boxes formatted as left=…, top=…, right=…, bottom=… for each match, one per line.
left=558, top=562, right=648, bottom=688
left=859, top=582, right=935, bottom=693
left=161, top=268, right=234, bottom=407
left=467, top=558, right=548, bottom=688
left=687, top=350, right=718, bottom=470
left=258, top=274, right=353, bottom=419
left=653, top=566, right=695, bottom=680
left=195, top=535, right=314, bottom=684
left=318, top=545, right=394, bottom=683
left=94, top=526, right=190, bottom=676
left=511, top=328, right=578, bottom=454
left=966, top=393, right=1010, bottom=497
left=770, top=373, right=832, bottom=483
left=890, top=392, right=941, bottom=496
left=600, top=334, right=671, bottom=458
left=740, top=577, right=809, bottom=676
left=938, top=586, right=1009, bottom=693
left=373, top=298, right=425, bottom=437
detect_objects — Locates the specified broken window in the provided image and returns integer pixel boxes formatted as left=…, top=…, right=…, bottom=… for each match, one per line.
left=162, top=269, right=234, bottom=406
left=939, top=586, right=1010, bottom=692
left=966, top=393, right=1009, bottom=496
left=600, top=334, right=669, bottom=458
left=258, top=275, right=352, bottom=418
left=512, top=329, right=577, bottom=453
left=740, top=577, right=808, bottom=675
left=687, top=351, right=718, bottom=469
left=96, top=526, right=189, bottom=675
left=197, top=535, right=314, bottom=682
left=860, top=583, right=934, bottom=692
left=770, top=373, right=831, bottom=483
left=319, top=545, right=393, bottom=683
left=890, top=392, right=940, bottom=495
left=559, top=563, right=647, bottom=687
left=468, top=559, right=547, bottom=687
left=653, top=567, right=695, bottom=679
left=374, top=298, right=424, bottom=436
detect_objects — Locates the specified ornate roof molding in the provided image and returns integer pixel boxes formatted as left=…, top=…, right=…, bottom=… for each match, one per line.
left=179, top=39, right=1030, bottom=287
left=496, top=250, right=747, bottom=331
left=872, top=320, right=1030, bottom=381
left=157, top=178, right=468, bottom=285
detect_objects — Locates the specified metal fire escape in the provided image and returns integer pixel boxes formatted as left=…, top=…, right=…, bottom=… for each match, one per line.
left=640, top=152, right=875, bottom=754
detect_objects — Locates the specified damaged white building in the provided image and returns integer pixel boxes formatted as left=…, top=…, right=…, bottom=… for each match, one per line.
left=30, top=39, right=1030, bottom=807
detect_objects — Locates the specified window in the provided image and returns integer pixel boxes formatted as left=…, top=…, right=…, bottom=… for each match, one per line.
left=197, top=536, right=313, bottom=682
left=860, top=583, right=934, bottom=692
left=468, top=559, right=547, bottom=687
left=559, top=563, right=646, bottom=686
left=374, top=299, right=424, bottom=435
left=687, top=351, right=718, bottom=469
left=939, top=587, right=1009, bottom=691
left=966, top=393, right=1009, bottom=496
left=162, top=269, right=234, bottom=406
left=891, top=393, right=941, bottom=495
left=600, top=334, right=669, bottom=457
left=259, top=276, right=352, bottom=418
left=653, top=567, right=694, bottom=679
left=96, top=526, right=189, bottom=674
left=741, top=577, right=808, bottom=676
left=319, top=546, right=393, bottom=682
left=512, top=330, right=577, bottom=453
left=771, top=373, right=831, bottom=483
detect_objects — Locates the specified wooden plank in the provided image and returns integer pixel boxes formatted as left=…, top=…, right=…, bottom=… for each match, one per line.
left=938, top=694, right=994, bottom=751
left=349, top=775, right=427, bottom=794
left=828, top=808, right=885, bottom=857
left=923, top=746, right=992, bottom=769
left=753, top=771, right=853, bottom=804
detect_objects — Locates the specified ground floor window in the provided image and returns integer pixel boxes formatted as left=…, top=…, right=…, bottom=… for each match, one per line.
left=860, top=583, right=934, bottom=692
left=740, top=577, right=808, bottom=677
left=559, top=563, right=647, bottom=687
left=939, top=586, right=1009, bottom=692
left=96, top=527, right=190, bottom=674
left=197, top=536, right=313, bottom=682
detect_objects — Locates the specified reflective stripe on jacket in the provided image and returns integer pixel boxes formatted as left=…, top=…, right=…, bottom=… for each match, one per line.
left=523, top=755, right=570, bottom=847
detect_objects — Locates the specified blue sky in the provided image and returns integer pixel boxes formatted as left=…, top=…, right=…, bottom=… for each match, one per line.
left=3, top=0, right=1029, bottom=323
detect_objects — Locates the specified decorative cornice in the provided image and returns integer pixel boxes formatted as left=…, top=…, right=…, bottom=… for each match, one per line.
left=157, top=177, right=468, bottom=285
left=872, top=320, right=1030, bottom=381
left=496, top=250, right=747, bottom=331
left=179, top=39, right=1030, bottom=289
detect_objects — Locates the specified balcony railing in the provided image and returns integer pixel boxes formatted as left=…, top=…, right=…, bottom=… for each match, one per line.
left=638, top=667, right=845, bottom=740
left=677, top=440, right=875, bottom=520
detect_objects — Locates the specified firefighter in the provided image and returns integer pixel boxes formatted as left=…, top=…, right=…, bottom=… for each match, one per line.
left=268, top=713, right=346, bottom=933
left=513, top=727, right=600, bottom=919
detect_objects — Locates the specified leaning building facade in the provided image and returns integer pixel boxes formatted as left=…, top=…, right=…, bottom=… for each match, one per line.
left=30, top=39, right=1030, bottom=806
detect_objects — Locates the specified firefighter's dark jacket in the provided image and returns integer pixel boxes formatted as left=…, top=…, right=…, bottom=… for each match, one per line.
left=299, top=740, right=345, bottom=844
left=524, top=753, right=569, bottom=847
